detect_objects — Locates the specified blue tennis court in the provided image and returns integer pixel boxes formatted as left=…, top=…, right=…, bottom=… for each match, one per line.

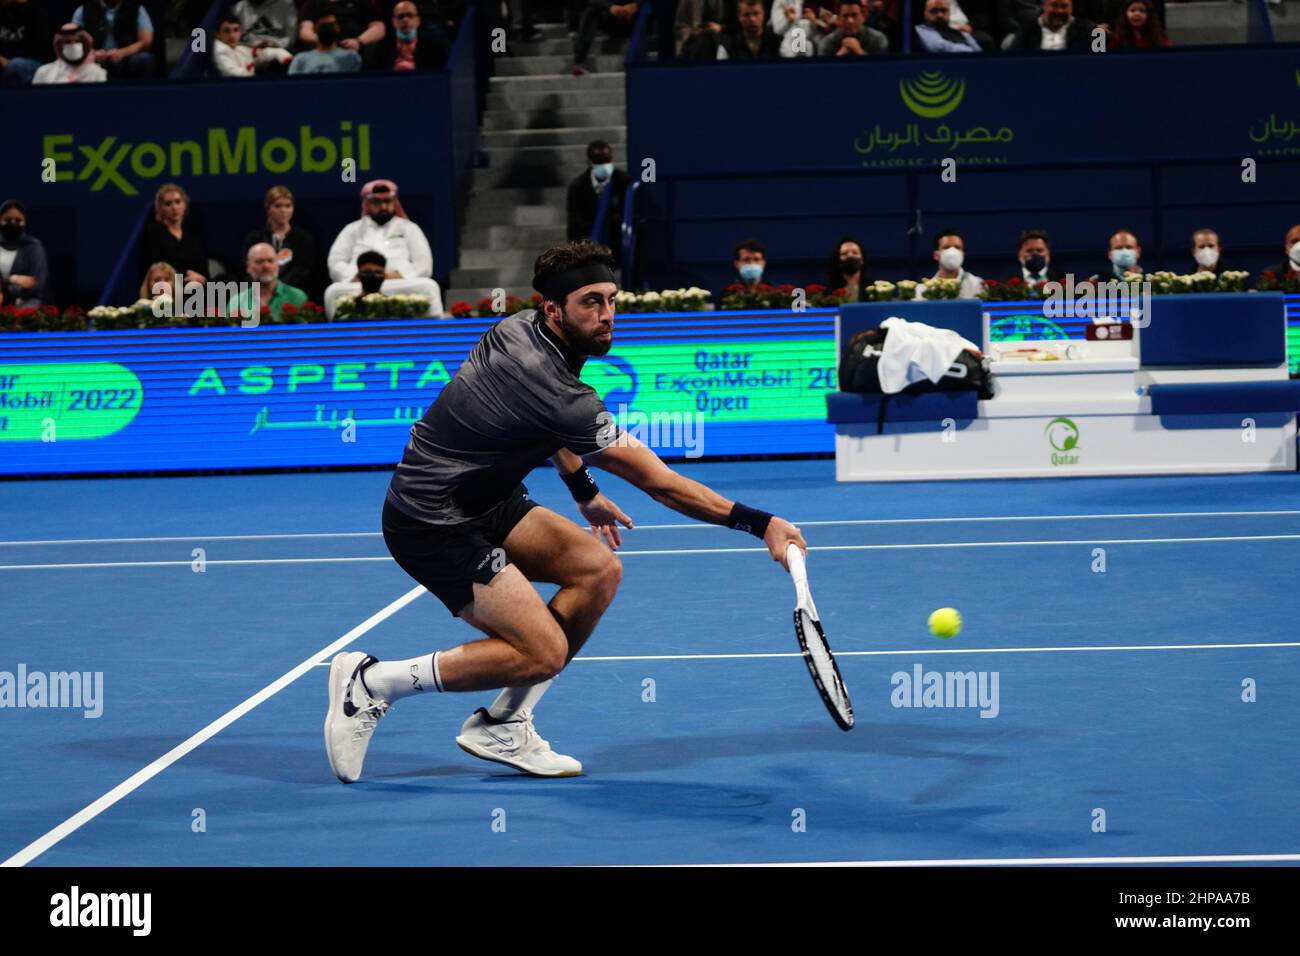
left=2, top=460, right=1299, bottom=867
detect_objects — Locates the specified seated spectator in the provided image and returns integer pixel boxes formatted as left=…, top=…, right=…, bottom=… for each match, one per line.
left=717, top=0, right=782, bottom=58
left=33, top=22, right=107, bottom=84
left=772, top=1, right=834, bottom=58
left=571, top=1, right=639, bottom=75
left=676, top=0, right=732, bottom=60
left=938, top=0, right=994, bottom=48
left=1263, top=224, right=1300, bottom=283
left=289, top=11, right=363, bottom=74
left=826, top=236, right=871, bottom=300
left=817, top=1, right=890, bottom=57
left=1006, top=0, right=1094, bottom=51
left=1190, top=228, right=1227, bottom=276
left=141, top=183, right=210, bottom=286
left=1010, top=228, right=1057, bottom=288
left=1105, top=0, right=1169, bottom=48
left=0, top=0, right=50, bottom=88
left=72, top=0, right=155, bottom=79
left=213, top=14, right=293, bottom=77
left=241, top=185, right=319, bottom=298
left=139, top=261, right=179, bottom=301
left=0, top=200, right=48, bottom=308
left=324, top=180, right=443, bottom=318
left=915, top=0, right=981, bottom=53
left=918, top=230, right=984, bottom=298
left=364, top=1, right=449, bottom=72
left=230, top=243, right=308, bottom=321
left=298, top=0, right=384, bottom=52
left=730, top=238, right=773, bottom=294
left=1089, top=230, right=1143, bottom=282
left=567, top=140, right=628, bottom=264
left=231, top=0, right=299, bottom=52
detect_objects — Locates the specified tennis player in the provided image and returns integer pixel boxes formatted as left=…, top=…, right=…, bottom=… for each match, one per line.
left=325, top=240, right=807, bottom=782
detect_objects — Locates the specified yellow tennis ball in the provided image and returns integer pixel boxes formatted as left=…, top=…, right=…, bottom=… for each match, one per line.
left=928, top=607, right=962, bottom=639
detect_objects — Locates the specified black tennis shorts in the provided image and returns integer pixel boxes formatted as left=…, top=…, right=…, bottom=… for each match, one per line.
left=381, top=485, right=539, bottom=616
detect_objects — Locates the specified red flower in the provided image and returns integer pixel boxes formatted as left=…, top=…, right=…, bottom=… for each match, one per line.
left=724, top=283, right=744, bottom=293
left=1005, top=277, right=1024, bottom=287
left=757, top=282, right=774, bottom=292
left=450, top=301, right=473, bottom=317
left=806, top=284, right=826, bottom=294
left=280, top=303, right=298, bottom=316
left=301, top=301, right=324, bottom=314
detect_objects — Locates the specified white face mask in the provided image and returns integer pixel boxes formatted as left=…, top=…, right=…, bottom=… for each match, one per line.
left=1289, top=242, right=1300, bottom=266
left=937, top=247, right=963, bottom=271
left=1194, top=246, right=1219, bottom=268
left=62, top=42, right=84, bottom=63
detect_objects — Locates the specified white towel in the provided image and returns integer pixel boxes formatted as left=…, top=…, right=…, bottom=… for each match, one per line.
left=876, top=317, right=979, bottom=394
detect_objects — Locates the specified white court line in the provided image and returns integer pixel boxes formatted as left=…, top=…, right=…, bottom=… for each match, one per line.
left=307, top=641, right=1300, bottom=665
left=0, top=584, right=428, bottom=869
left=5, top=533, right=1300, bottom=571
left=3, top=509, right=1299, bottom=547
left=692, top=853, right=1300, bottom=867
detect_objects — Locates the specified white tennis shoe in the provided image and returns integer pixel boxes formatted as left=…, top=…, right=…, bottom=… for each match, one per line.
left=455, top=707, right=582, bottom=777
left=324, top=651, right=390, bottom=784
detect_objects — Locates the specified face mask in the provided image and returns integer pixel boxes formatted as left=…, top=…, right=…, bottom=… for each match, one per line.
left=592, top=163, right=613, bottom=183
left=61, top=42, right=84, bottom=63
left=1289, top=242, right=1300, bottom=266
left=739, top=263, right=763, bottom=282
left=840, top=256, right=863, bottom=274
left=1110, top=248, right=1137, bottom=269
left=359, top=272, right=385, bottom=295
left=1023, top=253, right=1047, bottom=274
left=0, top=224, right=23, bottom=244
left=938, top=247, right=963, bottom=271
left=1194, top=247, right=1219, bottom=268
left=370, top=209, right=394, bottom=226
left=317, top=24, right=340, bottom=44
left=396, top=27, right=418, bottom=41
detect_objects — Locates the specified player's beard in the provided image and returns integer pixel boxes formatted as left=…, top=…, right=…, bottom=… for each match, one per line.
left=559, top=305, right=613, bottom=357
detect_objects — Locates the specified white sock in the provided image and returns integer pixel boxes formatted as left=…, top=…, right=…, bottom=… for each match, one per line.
left=488, top=678, right=553, bottom=721
left=361, top=652, right=444, bottom=704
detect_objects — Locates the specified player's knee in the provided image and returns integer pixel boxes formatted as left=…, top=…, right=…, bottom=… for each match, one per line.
left=595, top=551, right=622, bottom=595
left=527, top=640, right=567, bottom=682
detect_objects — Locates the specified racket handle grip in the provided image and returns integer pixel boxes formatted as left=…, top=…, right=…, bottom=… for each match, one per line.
left=786, top=542, right=807, bottom=587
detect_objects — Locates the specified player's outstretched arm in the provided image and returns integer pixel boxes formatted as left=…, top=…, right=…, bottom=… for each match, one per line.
left=553, top=447, right=633, bottom=550
left=589, top=434, right=807, bottom=570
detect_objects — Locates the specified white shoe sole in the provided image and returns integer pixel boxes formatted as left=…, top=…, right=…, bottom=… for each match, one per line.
left=324, top=652, right=365, bottom=783
left=454, top=735, right=583, bottom=778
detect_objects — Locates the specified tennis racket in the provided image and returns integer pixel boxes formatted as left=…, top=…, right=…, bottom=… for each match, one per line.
left=786, top=543, right=854, bottom=731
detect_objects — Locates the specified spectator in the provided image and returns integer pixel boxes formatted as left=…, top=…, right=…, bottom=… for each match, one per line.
left=0, top=0, right=49, bottom=88
left=915, top=0, right=981, bottom=53
left=1263, top=224, right=1300, bottom=283
left=241, top=185, right=319, bottom=299
left=571, top=1, right=639, bottom=75
left=918, top=230, right=984, bottom=298
left=32, top=22, right=107, bottom=84
left=0, top=200, right=48, bottom=308
left=213, top=14, right=293, bottom=77
left=289, top=11, right=363, bottom=73
left=933, top=0, right=995, bottom=48
left=1089, top=230, right=1143, bottom=282
left=817, top=1, right=889, bottom=57
left=1006, top=0, right=1094, bottom=51
left=71, top=0, right=155, bottom=79
left=324, top=179, right=443, bottom=318
left=566, top=140, right=629, bottom=264
left=772, top=1, right=834, bottom=58
left=717, top=0, right=782, bottom=58
left=298, top=0, right=384, bottom=51
left=230, top=242, right=308, bottom=321
left=826, top=236, right=870, bottom=300
left=1190, top=228, right=1225, bottom=276
left=364, top=1, right=449, bottom=72
left=139, top=261, right=179, bottom=302
left=1011, top=228, right=1057, bottom=288
left=141, top=183, right=210, bottom=286
left=1105, top=0, right=1169, bottom=49
left=730, top=238, right=771, bottom=293
left=676, top=0, right=732, bottom=60
left=231, top=0, right=299, bottom=52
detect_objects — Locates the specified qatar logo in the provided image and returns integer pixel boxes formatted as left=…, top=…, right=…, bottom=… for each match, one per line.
left=1045, top=416, right=1080, bottom=466
left=582, top=354, right=639, bottom=409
